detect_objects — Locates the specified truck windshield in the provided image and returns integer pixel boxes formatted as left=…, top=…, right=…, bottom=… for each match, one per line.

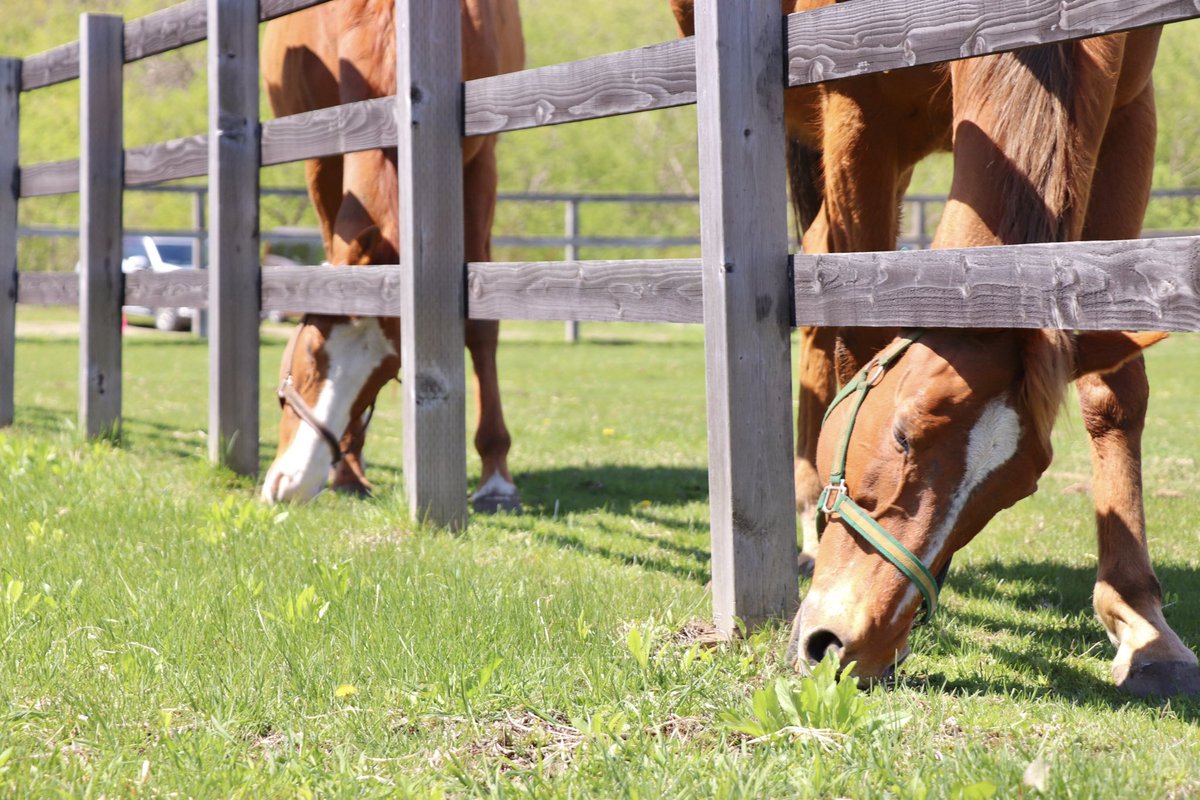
left=156, top=243, right=194, bottom=267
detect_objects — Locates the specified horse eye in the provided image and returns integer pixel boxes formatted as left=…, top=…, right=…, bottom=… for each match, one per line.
left=893, top=427, right=910, bottom=455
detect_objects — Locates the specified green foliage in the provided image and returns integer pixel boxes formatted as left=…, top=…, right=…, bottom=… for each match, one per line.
left=720, top=655, right=903, bottom=742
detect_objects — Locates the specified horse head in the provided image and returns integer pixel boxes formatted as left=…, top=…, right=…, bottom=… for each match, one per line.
left=789, top=328, right=1165, bottom=681
left=262, top=227, right=401, bottom=504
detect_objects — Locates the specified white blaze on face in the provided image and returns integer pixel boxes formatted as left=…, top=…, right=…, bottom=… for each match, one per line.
left=261, top=319, right=396, bottom=504
left=891, top=397, right=1021, bottom=624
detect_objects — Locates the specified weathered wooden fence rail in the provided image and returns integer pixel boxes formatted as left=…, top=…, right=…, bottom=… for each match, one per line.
left=3, top=0, right=1199, bottom=632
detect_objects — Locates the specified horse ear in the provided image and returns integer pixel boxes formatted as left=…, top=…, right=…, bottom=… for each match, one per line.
left=1072, top=331, right=1167, bottom=378
left=343, top=225, right=382, bottom=266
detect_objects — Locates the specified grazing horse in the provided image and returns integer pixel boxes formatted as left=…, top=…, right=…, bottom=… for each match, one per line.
left=789, top=33, right=1200, bottom=696
left=259, top=0, right=525, bottom=510
left=672, top=1, right=1199, bottom=695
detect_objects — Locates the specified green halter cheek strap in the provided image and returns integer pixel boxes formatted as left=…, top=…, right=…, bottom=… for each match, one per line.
left=817, top=331, right=940, bottom=625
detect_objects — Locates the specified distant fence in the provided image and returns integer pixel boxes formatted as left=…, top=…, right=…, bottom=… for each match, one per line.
left=19, top=185, right=1200, bottom=256
left=4, top=0, right=1200, bottom=633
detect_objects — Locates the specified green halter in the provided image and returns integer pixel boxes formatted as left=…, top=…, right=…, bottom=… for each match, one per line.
left=817, top=330, right=941, bottom=625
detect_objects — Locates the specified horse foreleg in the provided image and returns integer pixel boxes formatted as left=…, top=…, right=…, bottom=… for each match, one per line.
left=463, top=140, right=519, bottom=514
left=306, top=156, right=344, bottom=258
left=1077, top=364, right=1199, bottom=696
left=1078, top=78, right=1198, bottom=696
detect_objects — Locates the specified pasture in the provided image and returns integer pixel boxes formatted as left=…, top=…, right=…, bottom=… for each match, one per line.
left=2, top=314, right=1199, bottom=797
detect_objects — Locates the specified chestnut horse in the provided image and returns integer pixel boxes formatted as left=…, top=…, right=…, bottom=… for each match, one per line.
left=673, top=2, right=1198, bottom=695
left=259, top=0, right=525, bottom=510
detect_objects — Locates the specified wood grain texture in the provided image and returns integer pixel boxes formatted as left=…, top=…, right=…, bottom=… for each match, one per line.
left=125, top=134, right=208, bottom=186
left=397, top=0, right=468, bottom=529
left=207, top=0, right=260, bottom=474
left=19, top=159, right=79, bottom=197
left=792, top=236, right=1200, bottom=331
left=262, top=264, right=402, bottom=315
left=695, top=0, right=798, bottom=632
left=0, top=60, right=17, bottom=427
left=261, top=97, right=394, bottom=166
left=20, top=43, right=79, bottom=92
left=16, top=272, right=77, bottom=306
left=124, top=269, right=208, bottom=309
left=78, top=15, right=124, bottom=440
left=22, top=0, right=330, bottom=91
left=466, top=260, right=702, bottom=323
left=464, top=37, right=696, bottom=136
left=786, top=0, right=1200, bottom=86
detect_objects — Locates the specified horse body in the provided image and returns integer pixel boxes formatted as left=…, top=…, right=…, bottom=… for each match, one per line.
left=259, top=0, right=525, bottom=509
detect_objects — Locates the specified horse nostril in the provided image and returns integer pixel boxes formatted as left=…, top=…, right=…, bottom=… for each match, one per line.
left=804, top=628, right=844, bottom=664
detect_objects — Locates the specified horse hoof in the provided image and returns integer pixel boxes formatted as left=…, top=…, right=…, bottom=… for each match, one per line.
left=797, top=552, right=816, bottom=578
left=471, top=491, right=522, bottom=515
left=1114, top=660, right=1200, bottom=697
left=331, top=480, right=372, bottom=498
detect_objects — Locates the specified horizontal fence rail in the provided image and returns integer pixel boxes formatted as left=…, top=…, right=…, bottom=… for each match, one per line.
left=16, top=234, right=1200, bottom=332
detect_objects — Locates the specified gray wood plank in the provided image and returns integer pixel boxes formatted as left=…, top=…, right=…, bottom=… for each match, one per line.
left=124, top=269, right=208, bottom=309
left=17, top=272, right=78, bottom=306
left=396, top=0, right=468, bottom=529
left=22, top=0, right=329, bottom=91
left=466, top=260, right=703, bottom=323
left=0, top=60, right=17, bottom=427
left=787, top=0, right=1200, bottom=86
left=125, top=134, right=208, bottom=186
left=20, top=44, right=80, bottom=92
left=262, top=264, right=402, bottom=316
left=122, top=0, right=206, bottom=64
left=78, top=15, right=125, bottom=440
left=207, top=0, right=260, bottom=474
left=792, top=235, right=1200, bottom=331
left=464, top=37, right=696, bottom=136
left=261, top=97, right=394, bottom=167
left=695, top=0, right=798, bottom=633
left=19, top=159, right=79, bottom=197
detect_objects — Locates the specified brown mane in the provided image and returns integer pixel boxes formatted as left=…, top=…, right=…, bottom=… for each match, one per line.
left=1020, top=330, right=1074, bottom=452
left=956, top=46, right=1078, bottom=244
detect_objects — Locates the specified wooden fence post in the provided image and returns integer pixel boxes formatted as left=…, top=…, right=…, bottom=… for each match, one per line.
left=0, top=59, right=17, bottom=429
left=207, top=0, right=260, bottom=474
left=695, top=0, right=798, bottom=632
left=79, top=14, right=125, bottom=440
left=395, top=0, right=468, bottom=529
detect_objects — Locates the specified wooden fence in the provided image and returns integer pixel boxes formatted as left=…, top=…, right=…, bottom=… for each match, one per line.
left=3, top=0, right=1200, bottom=632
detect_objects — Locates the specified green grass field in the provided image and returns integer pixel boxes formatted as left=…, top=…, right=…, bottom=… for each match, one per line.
left=2, top=316, right=1199, bottom=797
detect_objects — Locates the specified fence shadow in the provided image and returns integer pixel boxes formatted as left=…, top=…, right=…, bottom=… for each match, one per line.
left=515, top=464, right=710, bottom=515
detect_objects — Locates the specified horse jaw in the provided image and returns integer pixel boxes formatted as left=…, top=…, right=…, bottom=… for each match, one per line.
left=262, top=319, right=396, bottom=504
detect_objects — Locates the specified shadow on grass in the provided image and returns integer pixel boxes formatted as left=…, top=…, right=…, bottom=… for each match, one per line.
left=905, top=559, right=1200, bottom=716
left=515, top=464, right=709, bottom=514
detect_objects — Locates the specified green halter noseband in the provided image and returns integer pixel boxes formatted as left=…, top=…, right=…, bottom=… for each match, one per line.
left=817, top=330, right=941, bottom=625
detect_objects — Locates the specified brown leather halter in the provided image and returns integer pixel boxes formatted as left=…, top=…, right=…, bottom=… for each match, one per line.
left=276, top=318, right=377, bottom=475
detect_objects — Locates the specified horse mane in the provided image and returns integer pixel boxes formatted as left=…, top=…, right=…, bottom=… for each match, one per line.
left=957, top=45, right=1080, bottom=244
left=1020, top=330, right=1074, bottom=451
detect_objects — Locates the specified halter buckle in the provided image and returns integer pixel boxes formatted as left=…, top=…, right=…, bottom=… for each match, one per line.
left=818, top=480, right=847, bottom=514
left=865, top=362, right=886, bottom=387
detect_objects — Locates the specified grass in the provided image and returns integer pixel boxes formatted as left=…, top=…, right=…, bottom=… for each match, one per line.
left=2, top=316, right=1200, bottom=797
